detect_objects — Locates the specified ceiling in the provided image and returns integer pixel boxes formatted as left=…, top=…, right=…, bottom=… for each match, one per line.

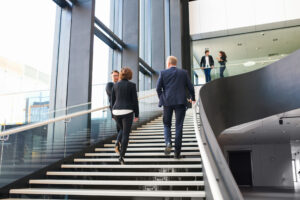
left=192, top=26, right=300, bottom=62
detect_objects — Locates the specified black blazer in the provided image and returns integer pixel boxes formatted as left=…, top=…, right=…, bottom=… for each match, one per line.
left=106, top=82, right=114, bottom=105
left=200, top=55, right=214, bottom=67
left=156, top=67, right=195, bottom=107
left=111, top=79, right=139, bottom=117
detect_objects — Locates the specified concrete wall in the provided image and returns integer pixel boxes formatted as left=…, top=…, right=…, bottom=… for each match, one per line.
left=189, top=0, right=300, bottom=35
left=223, top=143, right=294, bottom=188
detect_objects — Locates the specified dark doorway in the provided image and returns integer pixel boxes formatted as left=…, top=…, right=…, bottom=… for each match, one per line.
left=228, top=151, right=253, bottom=186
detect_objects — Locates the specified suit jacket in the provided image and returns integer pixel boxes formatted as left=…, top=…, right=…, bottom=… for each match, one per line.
left=156, top=67, right=195, bottom=107
left=106, top=82, right=114, bottom=105
left=111, top=79, right=139, bottom=117
left=200, top=55, right=214, bottom=67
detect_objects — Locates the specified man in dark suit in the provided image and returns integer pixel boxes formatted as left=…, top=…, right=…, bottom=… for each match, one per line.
left=200, top=50, right=214, bottom=82
left=156, top=56, right=195, bottom=159
left=106, top=70, right=122, bottom=154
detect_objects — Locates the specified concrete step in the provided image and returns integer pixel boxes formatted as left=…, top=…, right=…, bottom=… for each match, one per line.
left=9, top=188, right=206, bottom=198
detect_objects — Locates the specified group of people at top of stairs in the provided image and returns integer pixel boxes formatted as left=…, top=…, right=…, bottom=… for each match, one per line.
left=106, top=56, right=196, bottom=165
left=199, top=49, right=227, bottom=83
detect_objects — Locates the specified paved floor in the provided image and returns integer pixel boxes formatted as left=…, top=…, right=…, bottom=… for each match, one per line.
left=241, top=187, right=300, bottom=200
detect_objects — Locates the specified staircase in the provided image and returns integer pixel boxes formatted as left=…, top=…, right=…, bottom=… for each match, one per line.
left=5, top=110, right=205, bottom=199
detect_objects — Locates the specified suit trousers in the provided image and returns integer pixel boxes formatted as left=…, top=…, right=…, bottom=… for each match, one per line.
left=204, top=68, right=212, bottom=82
left=114, top=113, right=134, bottom=157
left=115, top=123, right=123, bottom=146
left=163, top=105, right=186, bottom=154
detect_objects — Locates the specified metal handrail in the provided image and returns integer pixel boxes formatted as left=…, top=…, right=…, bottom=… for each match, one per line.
left=192, top=104, right=224, bottom=200
left=0, top=93, right=157, bottom=137
left=197, top=97, right=244, bottom=200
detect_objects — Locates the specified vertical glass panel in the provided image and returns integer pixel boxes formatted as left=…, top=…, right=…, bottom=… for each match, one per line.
left=95, top=0, right=112, bottom=28
left=139, top=0, right=152, bottom=65
left=164, top=0, right=171, bottom=57
left=0, top=1, right=56, bottom=125
left=92, top=36, right=110, bottom=119
left=192, top=26, right=300, bottom=85
left=139, top=71, right=152, bottom=91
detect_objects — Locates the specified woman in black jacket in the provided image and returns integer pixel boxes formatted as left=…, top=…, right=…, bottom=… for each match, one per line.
left=216, top=51, right=227, bottom=78
left=111, top=67, right=139, bottom=164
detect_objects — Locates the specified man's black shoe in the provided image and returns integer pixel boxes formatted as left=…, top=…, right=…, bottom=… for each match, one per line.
left=174, top=152, right=181, bottom=159
left=164, top=143, right=172, bottom=155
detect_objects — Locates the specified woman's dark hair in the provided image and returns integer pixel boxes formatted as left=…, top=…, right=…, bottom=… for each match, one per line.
left=219, top=51, right=227, bottom=61
left=119, top=67, right=133, bottom=80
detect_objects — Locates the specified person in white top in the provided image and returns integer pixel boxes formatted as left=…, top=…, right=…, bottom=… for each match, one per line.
left=111, top=67, right=139, bottom=165
left=200, top=50, right=214, bottom=83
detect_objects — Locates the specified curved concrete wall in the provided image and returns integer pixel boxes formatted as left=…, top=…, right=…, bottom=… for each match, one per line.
left=200, top=49, right=300, bottom=136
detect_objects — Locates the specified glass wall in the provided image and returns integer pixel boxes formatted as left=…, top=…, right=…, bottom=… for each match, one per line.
left=95, top=0, right=112, bottom=28
left=192, top=26, right=300, bottom=84
left=0, top=0, right=56, bottom=125
left=139, top=0, right=153, bottom=91
left=139, top=0, right=152, bottom=65
left=93, top=0, right=114, bottom=119
left=139, top=71, right=152, bottom=92
left=92, top=36, right=110, bottom=114
left=164, top=0, right=171, bottom=57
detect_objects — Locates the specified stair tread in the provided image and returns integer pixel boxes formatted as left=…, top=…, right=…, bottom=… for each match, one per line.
left=29, top=179, right=204, bottom=186
left=61, top=164, right=202, bottom=169
left=9, top=188, right=206, bottom=197
left=104, top=142, right=198, bottom=147
left=112, top=138, right=197, bottom=143
left=74, top=157, right=201, bottom=162
left=46, top=171, right=203, bottom=177
left=85, top=152, right=200, bottom=156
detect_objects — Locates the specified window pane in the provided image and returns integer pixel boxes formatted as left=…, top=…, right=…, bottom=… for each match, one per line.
left=0, top=0, right=56, bottom=124
left=95, top=0, right=112, bottom=28
left=139, top=0, right=152, bottom=65
left=92, top=36, right=110, bottom=118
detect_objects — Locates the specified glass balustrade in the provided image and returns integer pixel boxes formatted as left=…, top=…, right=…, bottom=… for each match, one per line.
left=0, top=89, right=161, bottom=188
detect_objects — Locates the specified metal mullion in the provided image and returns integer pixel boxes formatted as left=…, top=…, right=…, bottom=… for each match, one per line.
left=94, top=27, right=122, bottom=51
left=94, top=17, right=126, bottom=48
left=139, top=58, right=156, bottom=74
left=52, top=0, right=69, bottom=8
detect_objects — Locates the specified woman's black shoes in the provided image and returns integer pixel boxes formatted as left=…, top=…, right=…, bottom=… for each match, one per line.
left=119, top=157, right=125, bottom=165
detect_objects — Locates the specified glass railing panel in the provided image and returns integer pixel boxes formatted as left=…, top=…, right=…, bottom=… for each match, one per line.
left=0, top=90, right=50, bottom=128
left=0, top=84, right=110, bottom=131
left=192, top=54, right=287, bottom=85
left=0, top=90, right=162, bottom=188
